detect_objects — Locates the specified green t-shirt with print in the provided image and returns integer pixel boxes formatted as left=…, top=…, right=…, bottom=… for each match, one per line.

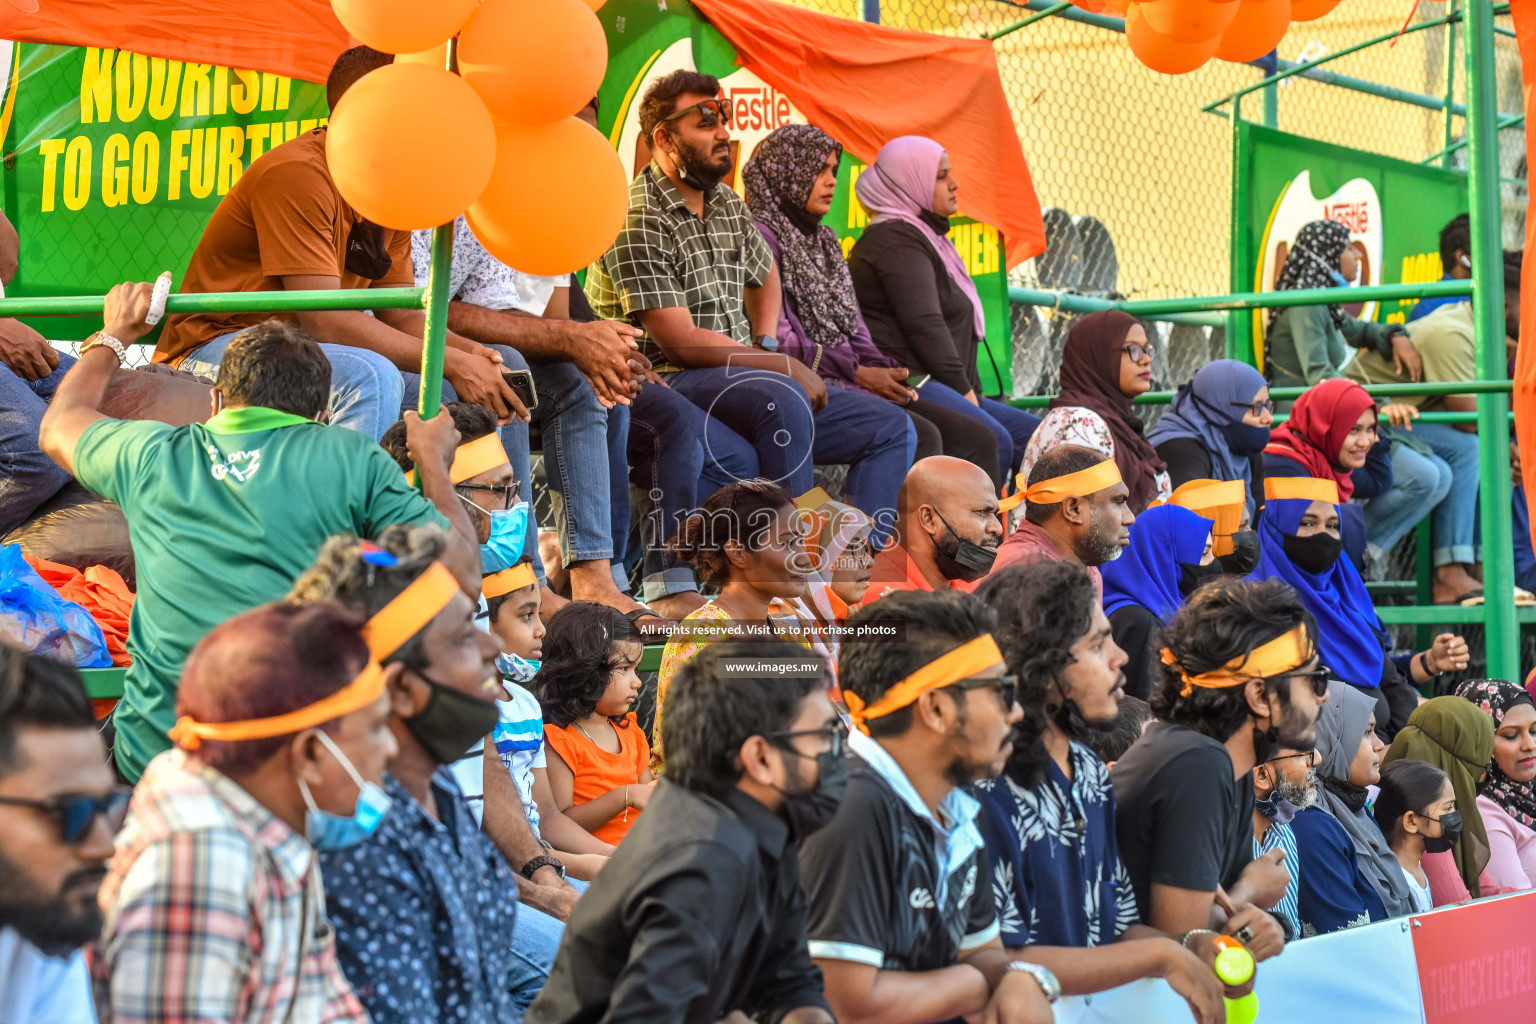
left=73, top=406, right=449, bottom=782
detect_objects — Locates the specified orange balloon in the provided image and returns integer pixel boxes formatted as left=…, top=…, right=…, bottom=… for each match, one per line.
left=466, top=118, right=628, bottom=277
left=1213, top=0, right=1292, bottom=62
left=1290, top=0, right=1340, bottom=20
left=330, top=0, right=476, bottom=55
left=1126, top=5, right=1220, bottom=74
left=458, top=0, right=608, bottom=125
left=327, top=63, right=496, bottom=231
left=1139, top=0, right=1240, bottom=44
left=396, top=41, right=451, bottom=68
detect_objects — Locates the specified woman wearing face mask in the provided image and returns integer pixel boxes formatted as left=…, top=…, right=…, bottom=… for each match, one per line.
left=1148, top=360, right=1272, bottom=515
left=1454, top=679, right=1536, bottom=890
left=1382, top=696, right=1496, bottom=905
left=98, top=601, right=392, bottom=1022
left=1250, top=478, right=1468, bottom=740
left=848, top=135, right=1041, bottom=489
left=1374, top=758, right=1459, bottom=912
left=655, top=479, right=814, bottom=765
left=1263, top=219, right=1419, bottom=390
left=1292, top=682, right=1412, bottom=926
left=745, top=125, right=995, bottom=477
left=1023, top=310, right=1170, bottom=514
left=1101, top=504, right=1217, bottom=701
left=1167, top=478, right=1263, bottom=577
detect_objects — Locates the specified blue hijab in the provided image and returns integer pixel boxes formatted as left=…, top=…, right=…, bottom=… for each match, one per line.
left=1147, top=360, right=1269, bottom=510
left=1102, top=505, right=1213, bottom=622
left=1250, top=497, right=1387, bottom=687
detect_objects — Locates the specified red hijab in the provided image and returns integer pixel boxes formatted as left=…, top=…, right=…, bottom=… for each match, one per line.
left=1051, top=310, right=1165, bottom=511
left=1263, top=378, right=1376, bottom=500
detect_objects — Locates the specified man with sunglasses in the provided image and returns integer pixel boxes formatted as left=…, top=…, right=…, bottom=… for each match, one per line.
left=1112, top=579, right=1328, bottom=972
left=801, top=590, right=1056, bottom=1024
left=0, top=646, right=122, bottom=1023
left=1251, top=746, right=1318, bottom=941
left=527, top=641, right=839, bottom=1024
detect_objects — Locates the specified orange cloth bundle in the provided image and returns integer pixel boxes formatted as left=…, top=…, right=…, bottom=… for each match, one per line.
left=23, top=555, right=135, bottom=667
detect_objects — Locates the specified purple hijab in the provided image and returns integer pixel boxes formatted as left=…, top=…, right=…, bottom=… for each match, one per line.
left=854, top=136, right=986, bottom=340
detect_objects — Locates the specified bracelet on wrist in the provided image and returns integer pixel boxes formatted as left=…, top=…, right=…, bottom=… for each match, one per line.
left=81, top=331, right=127, bottom=362
left=1180, top=928, right=1217, bottom=950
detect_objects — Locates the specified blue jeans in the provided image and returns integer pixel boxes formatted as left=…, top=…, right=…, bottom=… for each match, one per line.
left=913, top=381, right=1041, bottom=482
left=506, top=878, right=588, bottom=1013
left=0, top=351, right=75, bottom=537
left=1411, top=421, right=1482, bottom=565
left=180, top=332, right=402, bottom=441
left=668, top=367, right=912, bottom=544
left=1364, top=431, right=1453, bottom=558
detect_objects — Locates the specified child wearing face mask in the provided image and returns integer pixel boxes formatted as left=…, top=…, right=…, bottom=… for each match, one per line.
left=1374, top=758, right=1459, bottom=913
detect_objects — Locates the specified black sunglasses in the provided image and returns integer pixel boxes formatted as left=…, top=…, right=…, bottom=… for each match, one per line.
left=662, top=97, right=733, bottom=129
left=947, top=673, right=1019, bottom=711
left=456, top=481, right=521, bottom=510
left=1268, top=666, right=1330, bottom=698
left=0, top=788, right=131, bottom=844
left=768, top=722, right=848, bottom=759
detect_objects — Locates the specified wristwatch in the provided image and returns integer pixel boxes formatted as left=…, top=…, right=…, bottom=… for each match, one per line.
left=752, top=333, right=780, bottom=352
left=1005, top=961, right=1060, bottom=1004
left=519, top=854, right=566, bottom=881
left=81, top=331, right=126, bottom=362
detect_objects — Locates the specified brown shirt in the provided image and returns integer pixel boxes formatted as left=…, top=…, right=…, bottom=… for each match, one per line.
left=155, top=129, right=413, bottom=366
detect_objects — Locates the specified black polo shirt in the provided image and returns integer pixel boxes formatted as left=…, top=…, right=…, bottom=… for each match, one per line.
left=523, top=781, right=829, bottom=1024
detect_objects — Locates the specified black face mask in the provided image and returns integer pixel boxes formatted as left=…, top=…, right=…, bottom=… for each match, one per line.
left=1421, top=810, right=1463, bottom=854
left=931, top=509, right=998, bottom=583
left=404, top=672, right=501, bottom=765
left=776, top=748, right=849, bottom=843
left=667, top=129, right=729, bottom=193
left=1217, top=530, right=1262, bottom=577
left=1282, top=531, right=1344, bottom=575
left=1178, top=560, right=1225, bottom=598
left=345, top=218, right=393, bottom=281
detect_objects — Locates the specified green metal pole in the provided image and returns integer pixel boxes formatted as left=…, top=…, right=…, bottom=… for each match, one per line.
left=983, top=0, right=1072, bottom=40
left=418, top=223, right=454, bottom=420
left=1228, top=93, right=1249, bottom=360
left=1442, top=2, right=1458, bottom=169
left=1008, top=280, right=1470, bottom=318
left=1463, top=0, right=1518, bottom=679
left=0, top=288, right=425, bottom=317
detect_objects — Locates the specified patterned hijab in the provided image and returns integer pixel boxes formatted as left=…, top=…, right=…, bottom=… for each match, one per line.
left=1268, top=219, right=1351, bottom=333
left=743, top=125, right=862, bottom=349
left=1455, top=678, right=1536, bottom=829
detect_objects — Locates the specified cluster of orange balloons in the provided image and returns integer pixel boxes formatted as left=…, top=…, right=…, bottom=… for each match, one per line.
left=1067, top=0, right=1341, bottom=75
left=327, top=0, right=628, bottom=276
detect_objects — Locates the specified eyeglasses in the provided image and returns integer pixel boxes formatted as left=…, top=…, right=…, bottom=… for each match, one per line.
left=456, top=481, right=521, bottom=511
left=1265, top=749, right=1322, bottom=768
left=0, top=788, right=131, bottom=844
left=1268, top=666, right=1330, bottom=698
left=661, top=98, right=733, bottom=129
left=947, top=674, right=1019, bottom=711
left=768, top=722, right=848, bottom=759
left=1122, top=342, right=1151, bottom=364
left=1231, top=399, right=1276, bottom=417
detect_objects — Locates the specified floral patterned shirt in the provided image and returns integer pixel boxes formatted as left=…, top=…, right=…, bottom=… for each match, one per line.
left=1022, top=407, right=1171, bottom=502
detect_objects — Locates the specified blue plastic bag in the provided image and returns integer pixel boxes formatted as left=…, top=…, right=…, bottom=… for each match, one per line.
left=0, top=544, right=110, bottom=667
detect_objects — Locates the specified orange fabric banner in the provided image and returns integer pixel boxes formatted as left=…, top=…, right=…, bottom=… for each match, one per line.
left=8, top=0, right=349, bottom=84
left=1514, top=1, right=1536, bottom=560
left=691, top=0, right=1045, bottom=269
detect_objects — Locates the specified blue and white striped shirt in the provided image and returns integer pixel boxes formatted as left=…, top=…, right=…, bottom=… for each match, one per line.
left=1254, top=819, right=1301, bottom=941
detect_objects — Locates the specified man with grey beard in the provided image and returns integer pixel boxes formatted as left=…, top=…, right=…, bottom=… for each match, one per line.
left=980, top=444, right=1135, bottom=600
left=1251, top=745, right=1318, bottom=942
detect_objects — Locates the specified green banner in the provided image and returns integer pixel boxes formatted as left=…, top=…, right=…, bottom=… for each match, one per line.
left=1232, top=122, right=1469, bottom=366
left=593, top=0, right=1012, bottom=394
left=0, top=41, right=329, bottom=341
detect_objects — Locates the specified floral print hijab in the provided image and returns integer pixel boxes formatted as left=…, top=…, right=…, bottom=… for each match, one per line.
left=1456, top=678, right=1536, bottom=828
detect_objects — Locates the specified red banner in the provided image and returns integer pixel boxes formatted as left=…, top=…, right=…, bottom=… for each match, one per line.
left=1412, top=891, right=1536, bottom=1024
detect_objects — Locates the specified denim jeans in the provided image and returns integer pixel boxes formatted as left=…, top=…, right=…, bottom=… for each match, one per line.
left=506, top=878, right=588, bottom=1014
left=179, top=332, right=402, bottom=441
left=1410, top=421, right=1482, bottom=565
left=0, top=351, right=75, bottom=537
left=669, top=366, right=912, bottom=544
left=913, top=380, right=1041, bottom=480
left=1363, top=431, right=1453, bottom=559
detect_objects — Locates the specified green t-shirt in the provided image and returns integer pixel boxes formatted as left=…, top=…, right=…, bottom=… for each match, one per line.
left=73, top=406, right=449, bottom=782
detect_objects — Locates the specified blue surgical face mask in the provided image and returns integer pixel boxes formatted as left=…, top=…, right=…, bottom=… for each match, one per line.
left=473, top=499, right=530, bottom=574
left=1329, top=269, right=1350, bottom=287
left=298, top=730, right=393, bottom=851
left=497, top=651, right=541, bottom=683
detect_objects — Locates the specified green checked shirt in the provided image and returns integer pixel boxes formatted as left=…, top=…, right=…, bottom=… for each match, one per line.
left=585, top=162, right=774, bottom=373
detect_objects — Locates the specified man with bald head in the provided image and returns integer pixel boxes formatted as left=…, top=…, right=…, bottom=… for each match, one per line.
left=863, top=456, right=1004, bottom=604
left=981, top=445, right=1134, bottom=599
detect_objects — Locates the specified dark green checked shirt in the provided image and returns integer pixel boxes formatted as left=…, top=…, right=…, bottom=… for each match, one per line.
left=585, top=162, right=774, bottom=373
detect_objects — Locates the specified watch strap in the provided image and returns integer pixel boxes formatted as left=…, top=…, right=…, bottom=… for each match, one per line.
left=1005, top=961, right=1060, bottom=1003
left=519, top=853, right=565, bottom=881
left=82, top=331, right=127, bottom=361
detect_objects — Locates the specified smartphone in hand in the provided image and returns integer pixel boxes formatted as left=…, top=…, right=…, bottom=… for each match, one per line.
left=502, top=368, right=539, bottom=412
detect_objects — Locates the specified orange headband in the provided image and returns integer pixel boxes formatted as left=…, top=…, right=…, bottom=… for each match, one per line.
left=998, top=459, right=1122, bottom=512
left=361, top=561, right=460, bottom=660
left=482, top=562, right=537, bottom=599
left=843, top=634, right=1005, bottom=736
left=1160, top=624, right=1311, bottom=698
left=406, top=433, right=511, bottom=486
left=167, top=661, right=387, bottom=751
left=1264, top=477, right=1339, bottom=505
left=1170, top=478, right=1246, bottom=556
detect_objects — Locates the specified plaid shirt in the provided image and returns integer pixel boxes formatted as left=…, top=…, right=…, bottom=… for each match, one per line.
left=95, top=749, right=367, bottom=1024
left=585, top=162, right=774, bottom=373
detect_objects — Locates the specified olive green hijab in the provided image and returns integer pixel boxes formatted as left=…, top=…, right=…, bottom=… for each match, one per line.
left=1383, top=696, right=1494, bottom=897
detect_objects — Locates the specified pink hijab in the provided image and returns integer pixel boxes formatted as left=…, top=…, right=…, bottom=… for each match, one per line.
left=854, top=136, right=986, bottom=340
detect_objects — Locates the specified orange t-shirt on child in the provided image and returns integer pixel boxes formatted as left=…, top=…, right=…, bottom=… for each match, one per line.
left=543, top=713, right=651, bottom=845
